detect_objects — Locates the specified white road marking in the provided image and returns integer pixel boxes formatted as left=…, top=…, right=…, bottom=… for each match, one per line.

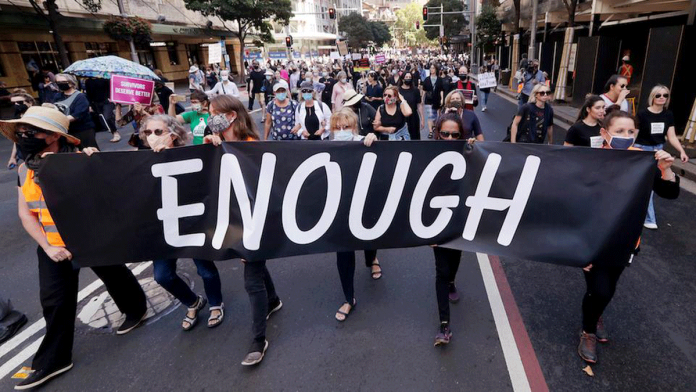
left=0, top=262, right=152, bottom=379
left=76, top=292, right=109, bottom=324
left=477, top=252, right=532, bottom=392
left=679, top=176, right=696, bottom=195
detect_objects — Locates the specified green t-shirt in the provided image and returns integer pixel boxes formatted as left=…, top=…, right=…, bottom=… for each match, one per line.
left=181, top=111, right=209, bottom=145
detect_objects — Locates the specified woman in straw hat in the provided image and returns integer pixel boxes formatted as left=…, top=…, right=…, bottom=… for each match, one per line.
left=1, top=106, right=147, bottom=390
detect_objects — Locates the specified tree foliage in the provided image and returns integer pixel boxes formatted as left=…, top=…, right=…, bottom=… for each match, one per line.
left=476, top=5, right=501, bottom=53
left=423, top=0, right=465, bottom=41
left=370, top=21, right=392, bottom=47
left=338, top=13, right=374, bottom=48
left=393, top=2, right=435, bottom=47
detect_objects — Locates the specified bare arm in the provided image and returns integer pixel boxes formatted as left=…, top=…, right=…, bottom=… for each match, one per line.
left=667, top=126, right=689, bottom=162
left=18, top=189, right=52, bottom=251
left=264, top=113, right=272, bottom=139
left=510, top=115, right=522, bottom=143
left=547, top=125, right=554, bottom=144
left=372, top=109, right=395, bottom=133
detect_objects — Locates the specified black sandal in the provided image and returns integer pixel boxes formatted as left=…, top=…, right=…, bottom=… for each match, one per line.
left=370, top=260, right=382, bottom=280
left=335, top=299, right=356, bottom=322
left=182, top=296, right=207, bottom=331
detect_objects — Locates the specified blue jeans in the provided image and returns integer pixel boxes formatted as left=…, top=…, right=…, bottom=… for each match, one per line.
left=481, top=90, right=490, bottom=106
left=634, top=143, right=663, bottom=225
left=153, top=259, right=223, bottom=307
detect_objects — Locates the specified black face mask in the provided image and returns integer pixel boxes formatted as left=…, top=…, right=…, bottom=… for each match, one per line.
left=458, top=74, right=468, bottom=80
left=17, top=136, right=49, bottom=157
left=403, top=79, right=412, bottom=86
left=57, top=82, right=71, bottom=91
left=351, top=105, right=360, bottom=114
left=14, top=104, right=29, bottom=118
left=253, top=65, right=259, bottom=69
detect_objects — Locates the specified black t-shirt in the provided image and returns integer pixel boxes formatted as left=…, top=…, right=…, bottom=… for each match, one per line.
left=305, top=106, right=321, bottom=140
left=353, top=103, right=376, bottom=136
left=249, top=70, right=266, bottom=93
left=398, top=87, right=421, bottom=114
left=379, top=104, right=406, bottom=130
left=461, top=110, right=483, bottom=139
left=515, top=103, right=553, bottom=143
left=320, top=77, right=335, bottom=104
left=636, top=108, right=674, bottom=146
left=565, top=121, right=601, bottom=147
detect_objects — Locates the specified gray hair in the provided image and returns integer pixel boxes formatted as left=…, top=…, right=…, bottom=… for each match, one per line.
left=139, top=114, right=191, bottom=147
left=56, top=73, right=78, bottom=88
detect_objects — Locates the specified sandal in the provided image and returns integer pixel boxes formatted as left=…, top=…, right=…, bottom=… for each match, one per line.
left=207, top=304, right=224, bottom=328
left=335, top=299, right=356, bottom=322
left=182, top=296, right=207, bottom=331
left=370, top=260, right=382, bottom=280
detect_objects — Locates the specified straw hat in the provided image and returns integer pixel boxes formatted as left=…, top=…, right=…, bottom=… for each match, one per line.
left=0, top=106, right=80, bottom=145
left=342, top=89, right=363, bottom=107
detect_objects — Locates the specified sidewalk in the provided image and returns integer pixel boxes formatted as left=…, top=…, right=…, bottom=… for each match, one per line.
left=492, top=84, right=696, bottom=182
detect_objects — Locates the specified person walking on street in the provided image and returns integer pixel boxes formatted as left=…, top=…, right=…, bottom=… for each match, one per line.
left=422, top=64, right=445, bottom=131
left=600, top=75, right=630, bottom=113
left=264, top=80, right=299, bottom=140
left=248, top=61, right=267, bottom=116
left=373, top=86, right=412, bottom=140
left=441, top=91, right=484, bottom=141
left=564, top=95, right=605, bottom=147
left=398, top=71, right=425, bottom=140
left=203, top=95, right=283, bottom=366
left=207, top=70, right=240, bottom=98
left=168, top=90, right=210, bottom=145
left=331, top=71, right=351, bottom=112
left=364, top=72, right=384, bottom=111
left=510, top=84, right=554, bottom=144
left=577, top=110, right=679, bottom=364
left=293, top=81, right=331, bottom=140
left=138, top=114, right=225, bottom=330
left=1, top=107, right=147, bottom=390
left=53, top=74, right=99, bottom=149
left=518, top=60, right=545, bottom=108
left=6, top=93, right=35, bottom=169
left=85, top=77, right=121, bottom=143
left=635, top=85, right=689, bottom=230
left=188, top=65, right=204, bottom=92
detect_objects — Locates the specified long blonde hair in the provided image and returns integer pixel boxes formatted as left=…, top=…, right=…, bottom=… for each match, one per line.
left=648, top=84, right=670, bottom=109
left=527, top=84, right=550, bottom=104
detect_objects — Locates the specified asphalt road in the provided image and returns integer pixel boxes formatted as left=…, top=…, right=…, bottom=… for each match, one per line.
left=1, top=92, right=695, bottom=391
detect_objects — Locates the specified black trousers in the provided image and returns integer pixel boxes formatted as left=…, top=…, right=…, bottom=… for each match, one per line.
left=243, top=260, right=279, bottom=343
left=33, top=247, right=146, bottom=371
left=336, top=250, right=378, bottom=303
left=433, top=247, right=461, bottom=324
left=92, top=100, right=117, bottom=134
left=407, top=111, right=421, bottom=140
left=581, top=265, right=625, bottom=333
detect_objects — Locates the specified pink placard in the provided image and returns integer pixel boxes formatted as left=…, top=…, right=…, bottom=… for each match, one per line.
left=375, top=54, right=386, bottom=64
left=110, top=75, right=155, bottom=105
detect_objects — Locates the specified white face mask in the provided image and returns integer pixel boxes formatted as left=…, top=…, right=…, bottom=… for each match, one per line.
left=146, top=133, right=172, bottom=150
left=334, top=129, right=354, bottom=141
left=220, top=73, right=229, bottom=81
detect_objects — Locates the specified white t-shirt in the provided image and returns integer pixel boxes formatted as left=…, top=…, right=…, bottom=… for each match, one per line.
left=601, top=94, right=629, bottom=112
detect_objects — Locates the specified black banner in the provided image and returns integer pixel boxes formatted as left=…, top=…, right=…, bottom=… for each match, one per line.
left=39, top=141, right=656, bottom=268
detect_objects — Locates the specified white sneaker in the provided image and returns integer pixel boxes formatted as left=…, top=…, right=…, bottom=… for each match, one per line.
left=482, top=106, right=487, bottom=112
left=643, top=222, right=658, bottom=230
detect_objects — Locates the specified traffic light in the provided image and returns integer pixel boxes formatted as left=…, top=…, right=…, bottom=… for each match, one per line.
left=416, top=21, right=420, bottom=29
left=328, top=8, right=336, bottom=19
left=285, top=35, right=293, bottom=48
left=422, top=7, right=428, bottom=21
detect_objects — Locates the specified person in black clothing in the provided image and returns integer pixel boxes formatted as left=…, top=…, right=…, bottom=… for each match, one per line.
left=422, top=64, right=445, bottom=132
left=54, top=73, right=98, bottom=149
left=319, top=71, right=336, bottom=108
left=577, top=110, right=679, bottom=364
left=84, top=78, right=121, bottom=143
left=451, top=66, right=478, bottom=111
left=510, top=84, right=554, bottom=144
left=364, top=72, right=384, bottom=111
left=564, top=95, right=605, bottom=147
left=248, top=61, right=267, bottom=116
left=342, top=89, right=377, bottom=137
left=373, top=86, right=412, bottom=140
left=398, top=72, right=424, bottom=140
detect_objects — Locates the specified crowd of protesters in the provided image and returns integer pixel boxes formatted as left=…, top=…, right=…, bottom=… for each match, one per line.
left=0, top=52, right=687, bottom=390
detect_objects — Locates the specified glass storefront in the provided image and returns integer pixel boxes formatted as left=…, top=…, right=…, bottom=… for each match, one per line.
left=18, top=41, right=60, bottom=73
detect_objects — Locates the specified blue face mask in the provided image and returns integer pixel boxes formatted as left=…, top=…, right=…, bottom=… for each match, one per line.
left=302, top=92, right=313, bottom=101
left=608, top=135, right=635, bottom=149
left=275, top=92, right=287, bottom=101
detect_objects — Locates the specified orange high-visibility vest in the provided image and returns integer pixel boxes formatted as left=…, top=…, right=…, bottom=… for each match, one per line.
left=18, top=164, right=65, bottom=247
left=619, top=64, right=633, bottom=84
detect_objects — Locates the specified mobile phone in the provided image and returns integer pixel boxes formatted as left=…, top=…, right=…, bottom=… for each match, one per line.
left=173, top=95, right=186, bottom=103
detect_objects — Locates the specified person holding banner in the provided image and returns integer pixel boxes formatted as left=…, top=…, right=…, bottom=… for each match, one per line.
left=328, top=108, right=378, bottom=322
left=564, top=95, right=605, bottom=147
left=168, top=90, right=210, bottom=145
left=430, top=111, right=476, bottom=346
left=54, top=73, right=99, bottom=149
left=577, top=109, right=679, bottom=364
left=510, top=84, right=554, bottom=144
left=203, top=95, right=283, bottom=366
left=441, top=91, right=484, bottom=142
left=1, top=107, right=147, bottom=390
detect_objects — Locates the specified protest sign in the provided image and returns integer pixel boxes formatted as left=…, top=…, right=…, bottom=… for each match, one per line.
left=478, top=72, right=498, bottom=89
left=109, top=75, right=154, bottom=105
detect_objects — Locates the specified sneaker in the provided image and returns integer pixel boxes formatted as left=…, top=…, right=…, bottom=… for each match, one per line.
left=241, top=340, right=269, bottom=366
left=578, top=331, right=598, bottom=363
left=266, top=299, right=283, bottom=320
left=448, top=283, right=460, bottom=303
left=14, top=363, right=73, bottom=390
left=116, top=311, right=147, bottom=335
left=596, top=317, right=609, bottom=343
left=482, top=106, right=487, bottom=112
left=434, top=323, right=452, bottom=346
left=643, top=222, right=658, bottom=230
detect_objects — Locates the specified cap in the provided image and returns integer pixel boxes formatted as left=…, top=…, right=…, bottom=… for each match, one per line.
left=273, top=80, right=289, bottom=92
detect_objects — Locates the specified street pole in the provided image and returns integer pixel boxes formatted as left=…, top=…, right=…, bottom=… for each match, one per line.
left=440, top=4, right=444, bottom=56
left=470, top=0, right=477, bottom=68
left=116, top=0, right=140, bottom=64
left=529, top=0, right=538, bottom=60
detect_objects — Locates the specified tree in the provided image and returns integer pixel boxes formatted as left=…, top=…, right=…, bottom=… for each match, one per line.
left=183, top=0, right=293, bottom=78
left=370, top=21, right=392, bottom=48
left=476, top=5, right=501, bottom=54
left=26, top=0, right=73, bottom=69
left=338, top=13, right=374, bottom=49
left=561, top=0, right=579, bottom=27
left=393, top=2, right=434, bottom=47
left=423, top=0, right=464, bottom=41
left=512, top=0, right=521, bottom=33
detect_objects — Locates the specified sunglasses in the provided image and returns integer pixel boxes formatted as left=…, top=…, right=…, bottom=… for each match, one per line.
left=440, top=131, right=461, bottom=138
left=619, top=84, right=627, bottom=88
left=13, top=101, right=26, bottom=105
left=537, top=91, right=552, bottom=96
left=655, top=93, right=669, bottom=99
left=383, top=94, right=394, bottom=98
left=300, top=89, right=313, bottom=94
left=142, top=129, right=169, bottom=137
left=15, top=125, right=47, bottom=139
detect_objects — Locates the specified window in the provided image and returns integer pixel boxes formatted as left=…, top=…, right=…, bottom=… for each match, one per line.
left=186, top=44, right=201, bottom=67
left=18, top=41, right=60, bottom=73
left=85, top=42, right=116, bottom=58
left=166, top=42, right=179, bottom=65
left=134, top=42, right=157, bottom=69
